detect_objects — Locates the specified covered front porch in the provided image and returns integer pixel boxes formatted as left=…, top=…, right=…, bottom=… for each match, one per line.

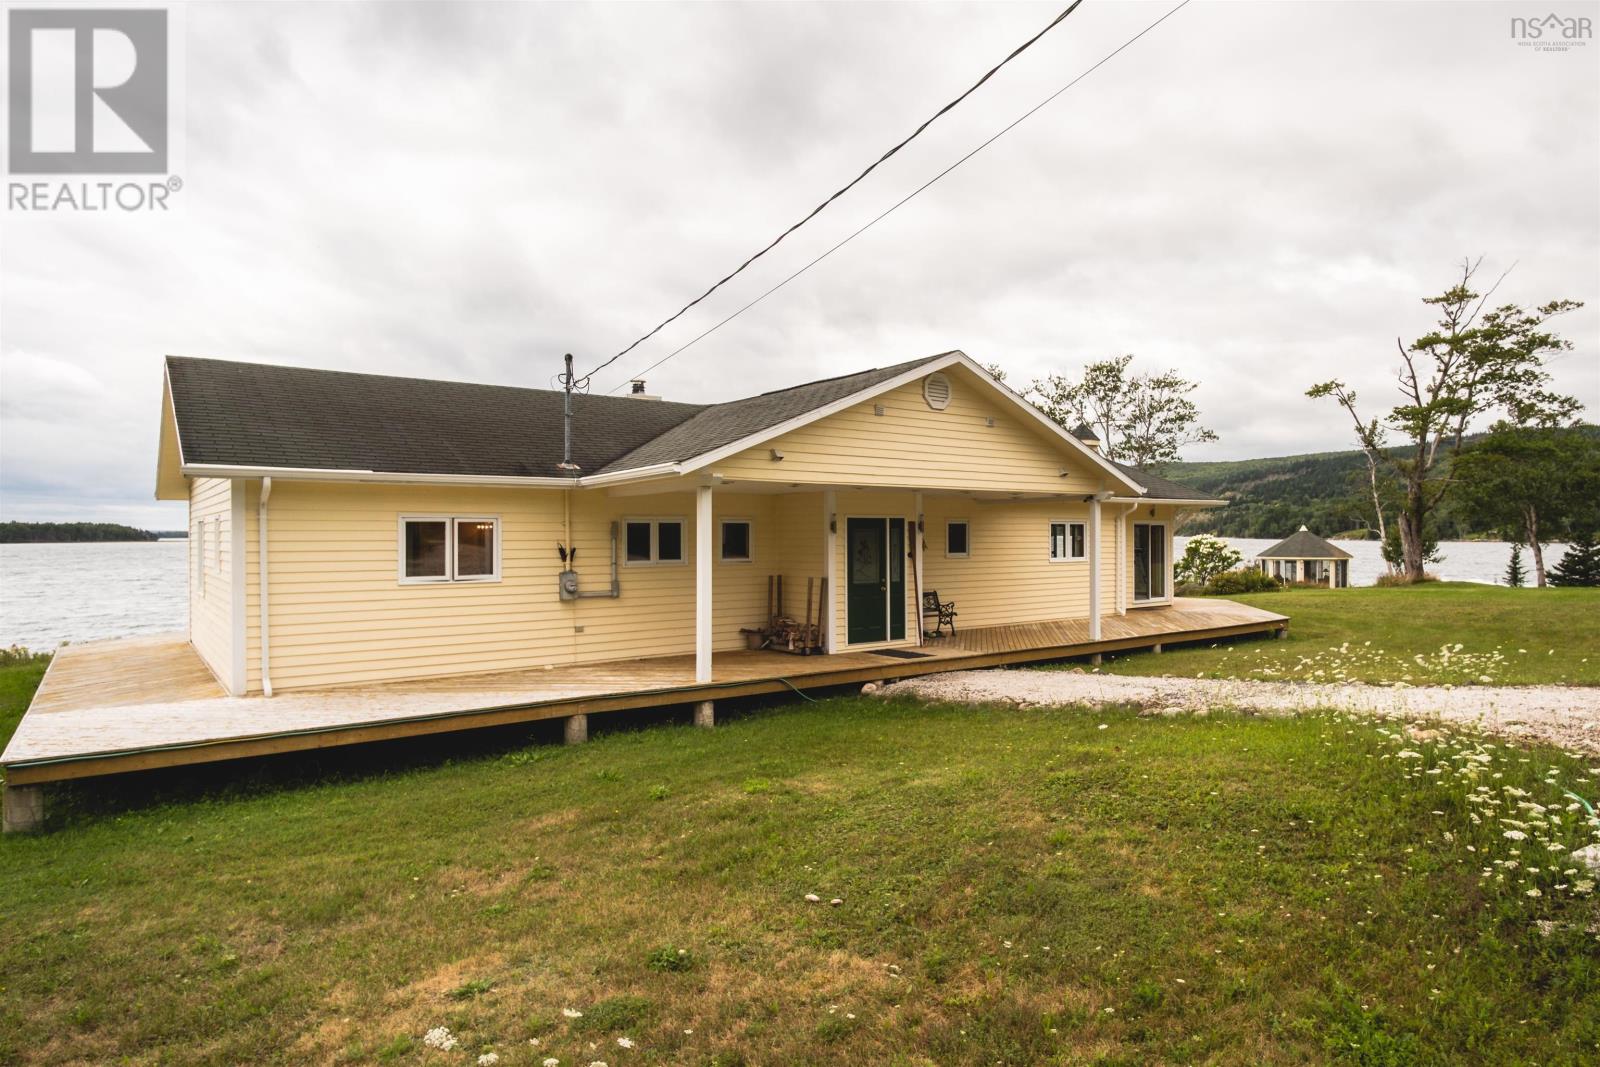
left=2, top=598, right=1287, bottom=814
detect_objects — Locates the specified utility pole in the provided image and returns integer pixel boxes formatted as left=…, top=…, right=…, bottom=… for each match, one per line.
left=558, top=352, right=581, bottom=472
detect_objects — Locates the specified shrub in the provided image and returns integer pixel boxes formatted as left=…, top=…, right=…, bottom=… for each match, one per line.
left=1204, top=568, right=1282, bottom=595
left=0, top=646, right=51, bottom=667
left=1176, top=534, right=1243, bottom=586
left=1374, top=571, right=1440, bottom=587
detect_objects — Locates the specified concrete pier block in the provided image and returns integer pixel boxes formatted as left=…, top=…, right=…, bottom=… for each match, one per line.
left=1152, top=643, right=1163, bottom=655
left=693, top=700, right=715, bottom=728
left=2, top=785, right=44, bottom=834
left=1090, top=653, right=1103, bottom=667
left=563, top=714, right=588, bottom=745
left=1276, top=627, right=1289, bottom=641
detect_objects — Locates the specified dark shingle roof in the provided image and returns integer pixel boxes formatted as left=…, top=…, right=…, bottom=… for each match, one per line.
left=1108, top=461, right=1220, bottom=501
left=165, top=353, right=1222, bottom=502
left=1257, top=526, right=1352, bottom=560
left=165, top=357, right=705, bottom=478
left=593, top=353, right=952, bottom=473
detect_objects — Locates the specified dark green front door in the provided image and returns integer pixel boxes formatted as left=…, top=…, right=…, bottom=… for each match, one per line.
left=847, top=518, right=906, bottom=644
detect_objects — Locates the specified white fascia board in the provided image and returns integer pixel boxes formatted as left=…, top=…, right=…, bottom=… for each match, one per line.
left=1108, top=496, right=1228, bottom=507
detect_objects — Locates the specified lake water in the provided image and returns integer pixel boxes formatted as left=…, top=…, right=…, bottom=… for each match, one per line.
left=0, top=536, right=1575, bottom=652
left=1, top=541, right=189, bottom=651
left=1175, top=536, right=1573, bottom=589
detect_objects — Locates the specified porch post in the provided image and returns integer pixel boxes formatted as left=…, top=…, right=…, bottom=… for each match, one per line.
left=823, top=489, right=838, bottom=654
left=696, top=485, right=713, bottom=683
left=1087, top=495, right=1102, bottom=641
left=913, top=491, right=925, bottom=646
left=1328, top=562, right=1336, bottom=589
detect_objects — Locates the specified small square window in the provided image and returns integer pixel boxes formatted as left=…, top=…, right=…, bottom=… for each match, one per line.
left=1050, top=521, right=1087, bottom=561
left=404, top=520, right=449, bottom=579
left=657, top=521, right=684, bottom=562
left=625, top=521, right=652, bottom=562
left=456, top=519, right=497, bottom=578
left=721, top=520, right=751, bottom=561
left=946, top=521, right=969, bottom=558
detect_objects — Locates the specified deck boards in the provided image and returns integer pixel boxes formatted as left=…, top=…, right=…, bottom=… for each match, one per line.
left=2, top=599, right=1286, bottom=785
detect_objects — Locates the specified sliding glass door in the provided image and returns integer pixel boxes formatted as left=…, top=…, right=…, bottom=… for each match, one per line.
left=1133, top=523, right=1167, bottom=602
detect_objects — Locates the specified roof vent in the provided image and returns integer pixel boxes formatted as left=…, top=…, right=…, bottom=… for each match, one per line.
left=923, top=372, right=952, bottom=411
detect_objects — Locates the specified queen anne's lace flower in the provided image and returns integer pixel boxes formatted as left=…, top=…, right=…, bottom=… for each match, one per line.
left=423, top=1027, right=458, bottom=1051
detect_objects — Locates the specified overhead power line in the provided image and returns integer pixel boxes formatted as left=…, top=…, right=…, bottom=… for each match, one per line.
left=579, top=1, right=1086, bottom=385
left=605, top=0, right=1194, bottom=394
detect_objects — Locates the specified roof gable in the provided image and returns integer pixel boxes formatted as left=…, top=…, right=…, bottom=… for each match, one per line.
left=1257, top=527, right=1352, bottom=559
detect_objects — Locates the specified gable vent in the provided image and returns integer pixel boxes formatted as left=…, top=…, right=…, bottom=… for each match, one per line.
left=923, top=372, right=952, bottom=411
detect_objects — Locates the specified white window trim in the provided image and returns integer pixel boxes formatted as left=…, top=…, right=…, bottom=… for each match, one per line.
left=1048, top=519, right=1088, bottom=562
left=210, top=517, right=223, bottom=574
left=718, top=518, right=753, bottom=563
left=945, top=519, right=970, bottom=559
left=397, top=514, right=502, bottom=584
left=622, top=516, right=688, bottom=566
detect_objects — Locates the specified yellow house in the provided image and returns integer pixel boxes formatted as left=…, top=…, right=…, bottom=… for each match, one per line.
left=6, top=350, right=1295, bottom=827
left=154, top=350, right=1223, bottom=696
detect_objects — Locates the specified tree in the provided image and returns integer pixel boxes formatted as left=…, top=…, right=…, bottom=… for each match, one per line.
left=1505, top=543, right=1526, bottom=588
left=1176, top=534, right=1243, bottom=587
left=1549, top=531, right=1600, bottom=587
left=1451, top=426, right=1600, bottom=586
left=1381, top=523, right=1441, bottom=575
left=1027, top=354, right=1217, bottom=469
left=1308, top=259, right=1582, bottom=581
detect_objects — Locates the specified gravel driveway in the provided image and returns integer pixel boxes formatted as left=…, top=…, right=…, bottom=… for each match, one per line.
left=882, top=670, right=1600, bottom=755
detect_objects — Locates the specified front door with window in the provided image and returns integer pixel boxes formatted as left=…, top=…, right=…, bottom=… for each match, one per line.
left=1133, top=522, right=1167, bottom=602
left=846, top=518, right=906, bottom=644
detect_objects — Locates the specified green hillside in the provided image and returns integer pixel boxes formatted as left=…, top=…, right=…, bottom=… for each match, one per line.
left=1168, top=427, right=1600, bottom=539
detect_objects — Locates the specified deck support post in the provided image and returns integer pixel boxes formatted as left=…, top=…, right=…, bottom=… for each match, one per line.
left=1152, top=643, right=1163, bottom=654
left=1088, top=495, right=1103, bottom=641
left=563, top=714, right=588, bottom=745
left=693, top=700, right=715, bottom=728
left=2, top=785, right=44, bottom=834
left=695, top=484, right=714, bottom=683
left=1090, top=653, right=1103, bottom=667
left=1276, top=626, right=1289, bottom=641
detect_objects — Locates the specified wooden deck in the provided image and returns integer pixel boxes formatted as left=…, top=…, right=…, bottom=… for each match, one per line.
left=2, top=599, right=1286, bottom=786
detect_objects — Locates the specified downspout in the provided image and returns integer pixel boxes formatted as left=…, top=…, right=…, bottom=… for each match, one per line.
left=257, top=476, right=273, bottom=697
left=1115, top=501, right=1138, bottom=613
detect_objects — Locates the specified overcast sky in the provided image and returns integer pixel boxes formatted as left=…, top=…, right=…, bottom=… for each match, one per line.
left=2, top=0, right=1596, bottom=529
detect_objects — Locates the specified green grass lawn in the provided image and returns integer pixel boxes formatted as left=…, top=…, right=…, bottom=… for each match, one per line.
left=1095, top=583, right=1600, bottom=686
left=3, top=664, right=1599, bottom=1065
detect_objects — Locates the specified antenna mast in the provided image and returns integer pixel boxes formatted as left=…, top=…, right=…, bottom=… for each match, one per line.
left=558, top=352, right=582, bottom=472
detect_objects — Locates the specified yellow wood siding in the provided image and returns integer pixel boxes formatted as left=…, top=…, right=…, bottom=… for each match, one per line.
left=187, top=477, right=233, bottom=685
left=712, top=364, right=1108, bottom=494
left=920, top=498, right=1116, bottom=632
left=250, top=483, right=789, bottom=691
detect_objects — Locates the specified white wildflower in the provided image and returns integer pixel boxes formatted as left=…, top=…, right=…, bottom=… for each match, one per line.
left=562, top=1008, right=584, bottom=1019
left=1503, top=830, right=1528, bottom=841
left=1526, top=888, right=1542, bottom=898
left=423, top=1027, right=459, bottom=1051
left=479, top=1055, right=500, bottom=1067
left=543, top=1059, right=560, bottom=1067
left=616, top=1037, right=635, bottom=1049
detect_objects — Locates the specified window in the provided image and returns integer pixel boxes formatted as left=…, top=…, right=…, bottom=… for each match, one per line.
left=400, top=516, right=499, bottom=583
left=1049, top=520, right=1086, bottom=561
left=720, top=519, right=752, bottom=562
left=623, top=518, right=686, bottom=565
left=945, top=521, right=969, bottom=558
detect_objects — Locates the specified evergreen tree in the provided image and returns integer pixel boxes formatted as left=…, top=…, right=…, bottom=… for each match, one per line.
left=1549, top=531, right=1600, bottom=587
left=1505, top=543, right=1526, bottom=587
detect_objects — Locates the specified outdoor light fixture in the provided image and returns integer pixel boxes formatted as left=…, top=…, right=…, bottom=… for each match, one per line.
left=985, top=416, right=996, bottom=427
left=874, top=404, right=886, bottom=416
left=770, top=448, right=784, bottom=461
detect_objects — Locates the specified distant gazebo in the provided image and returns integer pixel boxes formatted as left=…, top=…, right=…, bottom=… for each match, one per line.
left=1255, top=526, right=1352, bottom=588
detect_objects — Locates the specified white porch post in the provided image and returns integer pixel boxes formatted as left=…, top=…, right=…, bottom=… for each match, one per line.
left=823, top=489, right=838, bottom=654
left=695, top=485, right=713, bottom=683
left=913, top=491, right=925, bottom=646
left=1328, top=562, right=1336, bottom=589
left=1088, top=495, right=1102, bottom=640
